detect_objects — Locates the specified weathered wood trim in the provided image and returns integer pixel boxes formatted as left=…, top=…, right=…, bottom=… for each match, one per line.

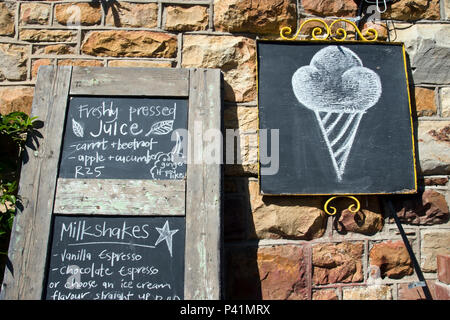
left=70, top=67, right=189, bottom=96
left=54, top=178, right=185, bottom=216
left=184, top=68, right=222, bottom=300
left=1, top=66, right=72, bottom=299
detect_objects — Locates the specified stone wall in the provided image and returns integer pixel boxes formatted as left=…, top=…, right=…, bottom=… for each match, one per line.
left=1, top=0, right=449, bottom=300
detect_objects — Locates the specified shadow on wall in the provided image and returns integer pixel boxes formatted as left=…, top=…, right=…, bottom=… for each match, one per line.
left=91, top=0, right=122, bottom=27
left=224, top=246, right=262, bottom=299
left=223, top=187, right=315, bottom=300
left=222, top=99, right=262, bottom=299
left=223, top=176, right=262, bottom=299
left=222, top=178, right=323, bottom=299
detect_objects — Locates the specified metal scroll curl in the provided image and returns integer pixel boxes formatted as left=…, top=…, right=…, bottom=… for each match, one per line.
left=324, top=196, right=361, bottom=216
left=280, top=18, right=378, bottom=42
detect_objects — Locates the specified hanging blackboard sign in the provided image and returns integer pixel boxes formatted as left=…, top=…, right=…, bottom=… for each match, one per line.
left=59, top=97, right=188, bottom=180
left=45, top=216, right=185, bottom=300
left=257, top=41, right=417, bottom=195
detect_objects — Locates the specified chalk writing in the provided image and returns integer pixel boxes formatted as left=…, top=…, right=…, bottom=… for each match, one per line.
left=45, top=216, right=185, bottom=300
left=291, top=45, right=382, bottom=181
left=59, top=97, right=188, bottom=180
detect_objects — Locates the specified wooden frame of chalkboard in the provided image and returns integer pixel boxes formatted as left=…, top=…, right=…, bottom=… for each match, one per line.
left=257, top=40, right=417, bottom=196
left=1, top=66, right=223, bottom=300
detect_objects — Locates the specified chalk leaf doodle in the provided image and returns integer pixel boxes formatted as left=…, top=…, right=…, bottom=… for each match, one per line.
left=145, top=120, right=174, bottom=136
left=292, top=46, right=382, bottom=181
left=72, top=118, right=84, bottom=138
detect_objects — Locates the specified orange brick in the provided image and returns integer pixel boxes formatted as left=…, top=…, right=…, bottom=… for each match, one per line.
left=435, top=281, right=450, bottom=300
left=437, top=254, right=450, bottom=285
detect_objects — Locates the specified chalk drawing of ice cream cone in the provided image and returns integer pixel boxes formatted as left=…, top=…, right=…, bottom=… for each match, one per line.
left=292, top=45, right=382, bottom=181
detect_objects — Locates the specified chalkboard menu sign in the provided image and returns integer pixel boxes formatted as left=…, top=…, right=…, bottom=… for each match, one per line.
left=59, top=97, right=188, bottom=180
left=1, top=67, right=222, bottom=300
left=45, top=216, right=184, bottom=300
left=257, top=41, right=417, bottom=195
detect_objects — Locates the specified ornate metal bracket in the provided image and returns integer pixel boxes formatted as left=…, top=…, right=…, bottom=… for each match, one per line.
left=324, top=196, right=361, bottom=216
left=280, top=18, right=378, bottom=42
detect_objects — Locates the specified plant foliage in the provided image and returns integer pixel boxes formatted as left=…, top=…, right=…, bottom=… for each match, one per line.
left=0, top=111, right=40, bottom=242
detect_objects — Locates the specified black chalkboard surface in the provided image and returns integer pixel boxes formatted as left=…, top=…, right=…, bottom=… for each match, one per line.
left=45, top=216, right=185, bottom=300
left=59, top=97, right=188, bottom=180
left=258, top=41, right=416, bottom=195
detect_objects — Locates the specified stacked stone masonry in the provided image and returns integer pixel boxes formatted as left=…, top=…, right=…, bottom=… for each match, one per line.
left=1, top=0, right=449, bottom=300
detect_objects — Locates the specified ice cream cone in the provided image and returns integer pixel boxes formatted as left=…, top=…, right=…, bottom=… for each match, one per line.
left=314, top=110, right=364, bottom=181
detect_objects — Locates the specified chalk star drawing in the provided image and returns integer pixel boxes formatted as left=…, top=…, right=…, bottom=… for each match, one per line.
left=292, top=46, right=382, bottom=181
left=154, top=220, right=179, bottom=257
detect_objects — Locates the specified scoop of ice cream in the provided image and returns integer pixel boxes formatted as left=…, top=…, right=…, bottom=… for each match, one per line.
left=292, top=46, right=382, bottom=113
